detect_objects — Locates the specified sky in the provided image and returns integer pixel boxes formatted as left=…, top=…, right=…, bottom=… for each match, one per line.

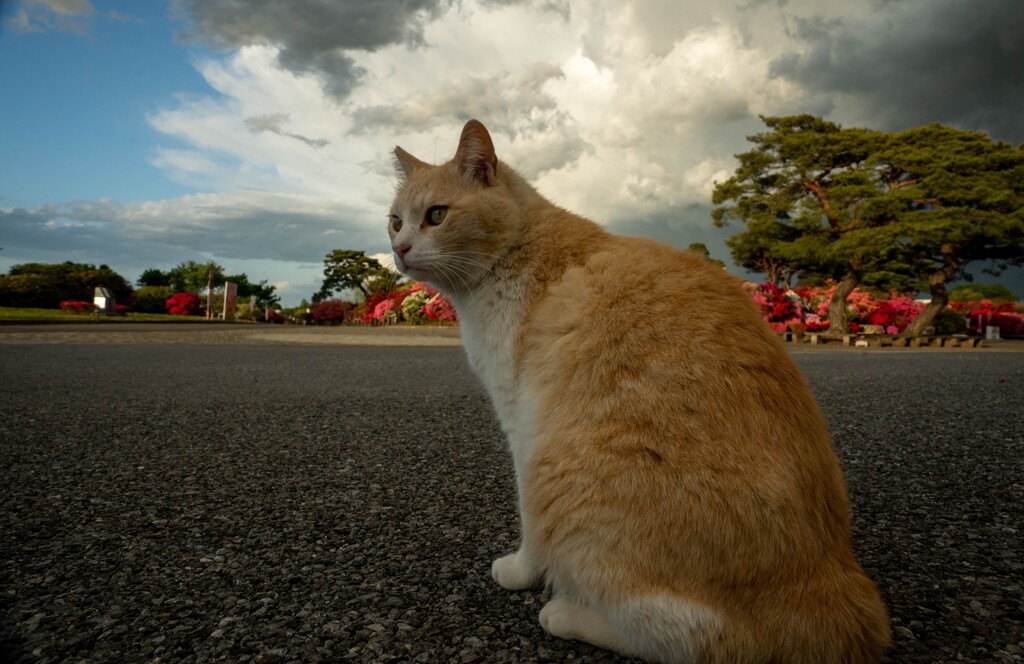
left=1, top=0, right=1023, bottom=306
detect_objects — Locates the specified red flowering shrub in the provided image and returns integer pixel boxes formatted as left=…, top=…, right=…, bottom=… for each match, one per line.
left=422, top=293, right=457, bottom=321
left=992, top=313, right=1024, bottom=336
left=770, top=299, right=794, bottom=320
left=864, top=296, right=924, bottom=333
left=310, top=299, right=354, bottom=325
left=166, top=292, right=202, bottom=316
left=59, top=300, right=95, bottom=314
left=743, top=283, right=801, bottom=331
left=960, top=302, right=1024, bottom=336
left=356, top=290, right=394, bottom=324
left=115, top=304, right=130, bottom=315
left=949, top=299, right=1017, bottom=314
left=952, top=300, right=1020, bottom=335
left=357, top=289, right=404, bottom=324
left=793, top=284, right=834, bottom=318
left=745, top=282, right=927, bottom=334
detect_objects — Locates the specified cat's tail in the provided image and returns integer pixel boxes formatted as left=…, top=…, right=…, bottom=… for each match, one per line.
left=763, top=562, right=892, bottom=664
left=605, top=564, right=891, bottom=664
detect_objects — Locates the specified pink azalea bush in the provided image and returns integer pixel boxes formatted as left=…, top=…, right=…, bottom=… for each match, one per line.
left=373, top=298, right=398, bottom=323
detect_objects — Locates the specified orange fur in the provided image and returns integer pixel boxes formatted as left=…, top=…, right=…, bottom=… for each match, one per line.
left=388, top=119, right=891, bottom=663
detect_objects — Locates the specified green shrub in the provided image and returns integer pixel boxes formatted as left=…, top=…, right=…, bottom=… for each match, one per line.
left=401, top=289, right=431, bottom=322
left=133, top=286, right=175, bottom=313
left=931, top=308, right=967, bottom=335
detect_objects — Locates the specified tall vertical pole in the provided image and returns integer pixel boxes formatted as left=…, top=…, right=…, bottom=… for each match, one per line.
left=206, top=263, right=215, bottom=321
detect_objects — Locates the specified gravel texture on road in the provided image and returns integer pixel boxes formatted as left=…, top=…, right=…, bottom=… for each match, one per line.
left=1, top=343, right=1022, bottom=663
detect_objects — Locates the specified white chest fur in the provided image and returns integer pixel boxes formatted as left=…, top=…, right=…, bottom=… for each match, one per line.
left=453, top=284, right=539, bottom=479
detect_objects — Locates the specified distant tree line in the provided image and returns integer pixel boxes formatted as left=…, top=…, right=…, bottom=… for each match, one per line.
left=0, top=259, right=279, bottom=313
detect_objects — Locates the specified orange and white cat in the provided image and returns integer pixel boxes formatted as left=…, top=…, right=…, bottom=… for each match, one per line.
left=387, top=120, right=891, bottom=663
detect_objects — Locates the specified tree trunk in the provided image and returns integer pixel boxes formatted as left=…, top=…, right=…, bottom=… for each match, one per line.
left=902, top=247, right=959, bottom=337
left=206, top=263, right=215, bottom=321
left=825, top=272, right=859, bottom=336
left=902, top=288, right=947, bottom=337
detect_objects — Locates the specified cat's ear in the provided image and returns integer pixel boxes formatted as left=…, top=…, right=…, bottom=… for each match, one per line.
left=393, top=146, right=428, bottom=180
left=454, top=119, right=498, bottom=186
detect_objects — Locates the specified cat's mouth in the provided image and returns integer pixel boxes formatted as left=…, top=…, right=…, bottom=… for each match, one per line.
left=395, top=256, right=429, bottom=279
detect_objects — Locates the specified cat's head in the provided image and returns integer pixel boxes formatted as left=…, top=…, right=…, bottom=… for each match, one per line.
left=388, top=120, right=522, bottom=295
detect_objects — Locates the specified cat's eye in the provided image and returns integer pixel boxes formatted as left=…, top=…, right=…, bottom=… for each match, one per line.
left=389, top=215, right=402, bottom=232
left=426, top=206, right=448, bottom=226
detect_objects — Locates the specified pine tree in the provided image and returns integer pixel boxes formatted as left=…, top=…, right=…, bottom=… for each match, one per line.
left=713, top=116, right=1024, bottom=336
left=318, top=250, right=391, bottom=301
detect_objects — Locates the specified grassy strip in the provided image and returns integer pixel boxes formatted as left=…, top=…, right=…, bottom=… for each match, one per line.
left=0, top=307, right=206, bottom=322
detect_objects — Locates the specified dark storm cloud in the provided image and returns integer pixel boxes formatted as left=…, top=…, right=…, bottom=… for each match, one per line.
left=770, top=0, right=1024, bottom=143
left=605, top=204, right=736, bottom=264
left=172, top=0, right=452, bottom=100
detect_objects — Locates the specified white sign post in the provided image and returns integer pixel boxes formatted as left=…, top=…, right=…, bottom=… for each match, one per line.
left=93, top=286, right=116, bottom=315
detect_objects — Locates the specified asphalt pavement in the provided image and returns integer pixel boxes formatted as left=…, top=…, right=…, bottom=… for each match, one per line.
left=1, top=341, right=1022, bottom=663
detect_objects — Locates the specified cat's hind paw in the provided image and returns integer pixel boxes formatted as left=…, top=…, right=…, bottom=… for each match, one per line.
left=491, top=552, right=538, bottom=590
left=539, top=597, right=629, bottom=654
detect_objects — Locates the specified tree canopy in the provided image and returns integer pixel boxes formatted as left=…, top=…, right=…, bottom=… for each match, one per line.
left=870, top=124, right=1024, bottom=335
left=948, top=283, right=1019, bottom=303
left=318, top=250, right=391, bottom=301
left=166, top=261, right=225, bottom=294
left=686, top=243, right=726, bottom=269
left=137, top=262, right=278, bottom=305
left=713, top=115, right=1024, bottom=335
left=137, top=268, right=171, bottom=288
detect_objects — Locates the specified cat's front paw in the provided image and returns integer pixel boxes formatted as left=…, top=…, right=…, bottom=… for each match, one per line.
left=491, top=552, right=538, bottom=590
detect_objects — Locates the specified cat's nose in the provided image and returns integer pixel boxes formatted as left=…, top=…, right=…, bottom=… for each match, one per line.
left=393, top=242, right=411, bottom=259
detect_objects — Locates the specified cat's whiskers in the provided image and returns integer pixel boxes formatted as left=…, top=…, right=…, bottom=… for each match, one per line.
left=433, top=256, right=502, bottom=299
left=431, top=248, right=512, bottom=285
left=435, top=246, right=512, bottom=272
left=431, top=259, right=475, bottom=296
left=381, top=269, right=403, bottom=298
left=441, top=254, right=502, bottom=279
